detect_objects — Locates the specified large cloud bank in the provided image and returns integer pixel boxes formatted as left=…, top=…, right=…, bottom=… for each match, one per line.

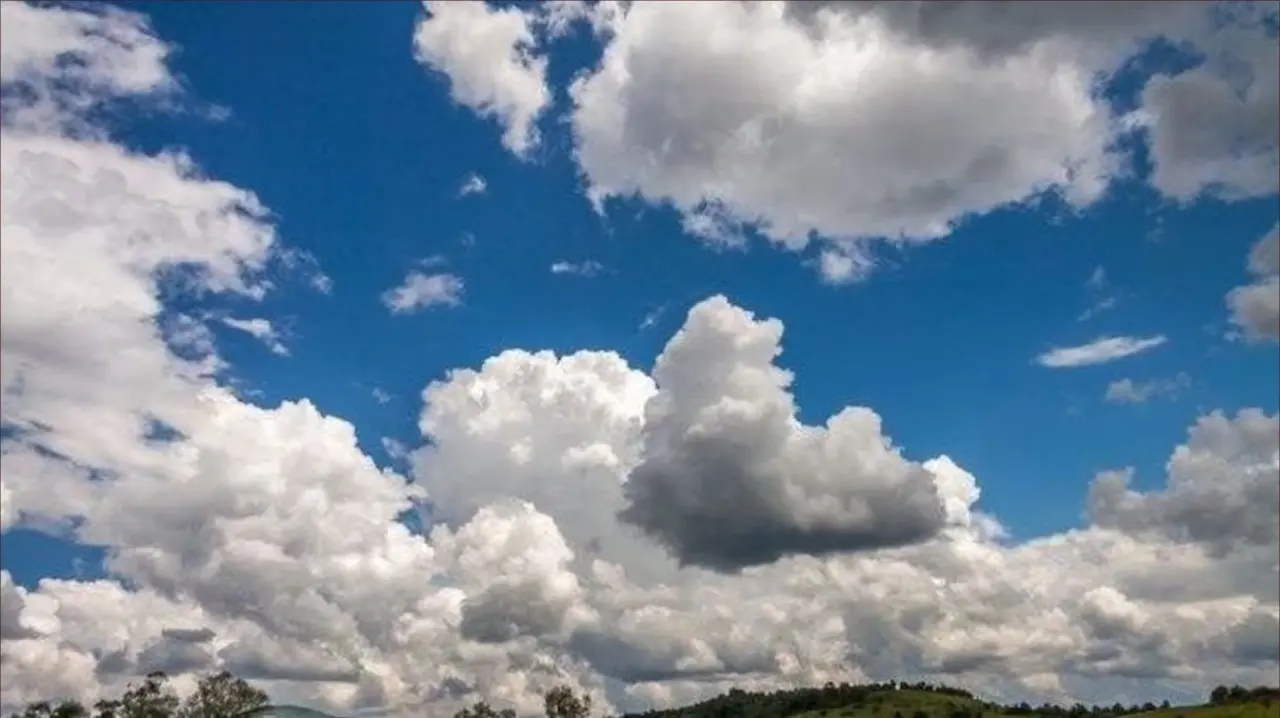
left=416, top=0, right=1279, bottom=282
left=2, top=2, right=1277, bottom=717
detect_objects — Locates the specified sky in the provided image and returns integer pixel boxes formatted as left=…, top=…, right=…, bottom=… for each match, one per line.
left=0, top=1, right=1277, bottom=716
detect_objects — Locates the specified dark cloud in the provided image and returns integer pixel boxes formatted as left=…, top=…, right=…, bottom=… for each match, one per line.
left=459, top=580, right=572, bottom=644
left=161, top=626, right=216, bottom=643
left=136, top=634, right=215, bottom=674
left=783, top=1, right=1205, bottom=60
left=619, top=297, right=946, bottom=572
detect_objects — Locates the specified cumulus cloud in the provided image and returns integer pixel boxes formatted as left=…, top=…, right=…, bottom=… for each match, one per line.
left=1227, top=224, right=1280, bottom=343
left=0, top=1, right=175, bottom=134
left=1136, top=5, right=1279, bottom=201
left=619, top=296, right=947, bottom=572
left=1088, top=409, right=1279, bottom=557
left=568, top=1, right=1118, bottom=265
left=381, top=271, right=464, bottom=314
left=1037, top=335, right=1168, bottom=368
left=412, top=1, right=550, bottom=156
left=421, top=2, right=1275, bottom=282
left=3, top=2, right=1278, bottom=716
left=1104, top=373, right=1190, bottom=405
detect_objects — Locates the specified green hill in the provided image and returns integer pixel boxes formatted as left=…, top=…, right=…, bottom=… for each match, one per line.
left=795, top=691, right=1280, bottom=718
left=1125, top=704, right=1280, bottom=718
left=794, top=688, right=998, bottom=718
left=618, top=683, right=1280, bottom=718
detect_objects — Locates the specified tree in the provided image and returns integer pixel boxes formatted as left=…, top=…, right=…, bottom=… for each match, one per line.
left=16, top=702, right=88, bottom=718
left=179, top=671, right=268, bottom=718
left=454, top=701, right=516, bottom=718
left=543, top=686, right=591, bottom=718
left=117, top=673, right=179, bottom=718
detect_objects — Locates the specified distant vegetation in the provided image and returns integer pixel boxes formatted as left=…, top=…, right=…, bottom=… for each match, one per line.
left=617, top=682, right=1280, bottom=718
left=7, top=672, right=1279, bottom=718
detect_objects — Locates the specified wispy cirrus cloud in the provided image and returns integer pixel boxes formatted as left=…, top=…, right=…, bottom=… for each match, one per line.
left=1037, top=335, right=1168, bottom=368
left=550, top=259, right=606, bottom=277
left=457, top=172, right=487, bottom=197
left=220, top=317, right=289, bottom=356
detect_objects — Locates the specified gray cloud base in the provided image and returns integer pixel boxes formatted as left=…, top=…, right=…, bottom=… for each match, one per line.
left=619, top=296, right=946, bottom=572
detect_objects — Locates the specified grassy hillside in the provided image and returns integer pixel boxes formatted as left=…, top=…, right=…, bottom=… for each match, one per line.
left=620, top=683, right=1280, bottom=718
left=794, top=688, right=998, bottom=717
left=1125, top=704, right=1280, bottom=718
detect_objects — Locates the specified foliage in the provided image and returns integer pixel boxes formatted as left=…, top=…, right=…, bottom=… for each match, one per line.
left=9, top=672, right=1279, bottom=718
left=616, top=682, right=1280, bottom=718
left=544, top=686, right=592, bottom=718
left=177, top=671, right=268, bottom=718
left=453, top=699, right=517, bottom=718
left=12, top=672, right=264, bottom=718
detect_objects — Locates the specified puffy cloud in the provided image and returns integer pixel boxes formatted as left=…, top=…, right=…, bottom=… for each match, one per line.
left=568, top=1, right=1117, bottom=271
left=1088, top=409, right=1280, bottom=557
left=412, top=1, right=550, bottom=156
left=381, top=271, right=464, bottom=314
left=1036, top=335, right=1168, bottom=368
left=1, top=572, right=35, bottom=641
left=3, top=2, right=1278, bottom=715
left=420, top=2, right=1275, bottom=282
left=1137, top=6, right=1279, bottom=202
left=412, top=347, right=664, bottom=580
left=1227, top=224, right=1280, bottom=342
left=0, top=1, right=174, bottom=134
left=1104, top=373, right=1191, bottom=405
left=619, top=296, right=946, bottom=571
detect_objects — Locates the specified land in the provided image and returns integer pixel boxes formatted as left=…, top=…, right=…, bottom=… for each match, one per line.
left=618, top=684, right=1280, bottom=718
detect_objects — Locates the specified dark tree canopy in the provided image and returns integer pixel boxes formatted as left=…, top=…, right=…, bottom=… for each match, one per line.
left=9, top=672, right=1280, bottom=718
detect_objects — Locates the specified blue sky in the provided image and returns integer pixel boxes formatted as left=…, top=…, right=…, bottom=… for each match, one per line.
left=1, top=1, right=1277, bottom=713
left=108, top=0, right=1277, bottom=540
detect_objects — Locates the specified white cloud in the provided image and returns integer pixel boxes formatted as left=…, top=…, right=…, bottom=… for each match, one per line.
left=568, top=1, right=1122, bottom=269
left=381, top=271, right=464, bottom=314
left=458, top=173, right=487, bottom=197
left=639, top=305, right=665, bottom=331
left=372, top=387, right=393, bottom=405
left=3, top=3, right=1278, bottom=716
left=1227, top=224, right=1280, bottom=343
left=381, top=437, right=409, bottom=461
left=421, top=2, right=1275, bottom=282
left=1077, top=296, right=1118, bottom=323
left=1077, top=266, right=1119, bottom=321
left=1086, top=266, right=1108, bottom=290
left=0, top=1, right=175, bottom=134
left=550, top=260, right=606, bottom=277
left=412, top=1, right=550, bottom=156
left=220, top=317, right=289, bottom=356
left=1036, top=335, right=1168, bottom=368
left=1104, top=373, right=1190, bottom=405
